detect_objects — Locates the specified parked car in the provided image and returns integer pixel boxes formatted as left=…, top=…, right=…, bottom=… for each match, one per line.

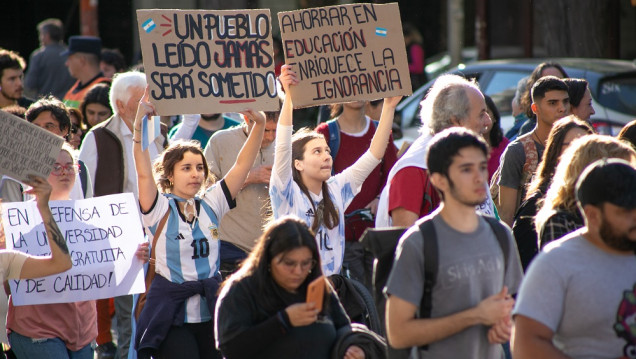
left=394, top=58, right=636, bottom=147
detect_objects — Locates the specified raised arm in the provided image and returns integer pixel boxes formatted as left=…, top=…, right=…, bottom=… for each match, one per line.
left=222, top=110, right=265, bottom=199
left=278, top=64, right=297, bottom=127
left=19, top=176, right=72, bottom=278
left=132, top=87, right=159, bottom=212
left=368, top=96, right=401, bottom=160
left=169, top=114, right=200, bottom=143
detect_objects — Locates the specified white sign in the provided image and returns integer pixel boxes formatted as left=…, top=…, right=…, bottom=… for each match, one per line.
left=2, top=194, right=146, bottom=305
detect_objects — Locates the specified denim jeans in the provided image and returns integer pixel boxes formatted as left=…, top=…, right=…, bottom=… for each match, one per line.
left=115, top=295, right=133, bottom=359
left=8, top=331, right=93, bottom=359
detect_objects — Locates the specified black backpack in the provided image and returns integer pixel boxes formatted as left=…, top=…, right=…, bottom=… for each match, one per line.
left=416, top=214, right=510, bottom=350
left=361, top=214, right=510, bottom=353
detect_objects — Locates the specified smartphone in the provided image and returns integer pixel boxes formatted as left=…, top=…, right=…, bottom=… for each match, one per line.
left=306, top=275, right=325, bottom=312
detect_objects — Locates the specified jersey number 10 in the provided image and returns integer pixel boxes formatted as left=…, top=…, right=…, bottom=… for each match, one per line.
left=191, top=238, right=210, bottom=259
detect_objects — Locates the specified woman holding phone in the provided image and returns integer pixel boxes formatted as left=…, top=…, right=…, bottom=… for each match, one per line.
left=215, top=216, right=364, bottom=359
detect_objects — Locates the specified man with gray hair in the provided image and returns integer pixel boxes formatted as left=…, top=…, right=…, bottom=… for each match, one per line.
left=376, top=74, right=493, bottom=228
left=505, top=76, right=530, bottom=141
left=79, top=71, right=166, bottom=359
left=24, top=18, right=75, bottom=99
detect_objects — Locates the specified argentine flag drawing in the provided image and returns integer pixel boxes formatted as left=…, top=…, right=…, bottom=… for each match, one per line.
left=142, top=18, right=156, bottom=33
left=375, top=27, right=387, bottom=37
left=141, top=115, right=161, bottom=151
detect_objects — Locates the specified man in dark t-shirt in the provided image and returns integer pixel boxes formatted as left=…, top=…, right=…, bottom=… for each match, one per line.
left=496, top=76, right=569, bottom=226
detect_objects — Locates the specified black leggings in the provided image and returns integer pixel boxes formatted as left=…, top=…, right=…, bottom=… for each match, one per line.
left=157, top=321, right=220, bottom=359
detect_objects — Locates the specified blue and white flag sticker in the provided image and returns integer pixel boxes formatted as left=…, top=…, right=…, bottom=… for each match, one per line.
left=141, top=115, right=161, bottom=151
left=142, top=18, right=156, bottom=33
left=375, top=27, right=387, bottom=37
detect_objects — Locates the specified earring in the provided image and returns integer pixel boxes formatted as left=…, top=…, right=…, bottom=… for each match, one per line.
left=308, top=269, right=312, bottom=274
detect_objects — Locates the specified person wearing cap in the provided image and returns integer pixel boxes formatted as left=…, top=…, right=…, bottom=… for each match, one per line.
left=62, top=36, right=110, bottom=109
left=512, top=158, right=636, bottom=358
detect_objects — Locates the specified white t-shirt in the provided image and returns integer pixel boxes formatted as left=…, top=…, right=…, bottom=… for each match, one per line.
left=142, top=182, right=232, bottom=323
left=270, top=125, right=380, bottom=275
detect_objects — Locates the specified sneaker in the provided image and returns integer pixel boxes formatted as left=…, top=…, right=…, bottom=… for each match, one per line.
left=96, top=342, right=117, bottom=359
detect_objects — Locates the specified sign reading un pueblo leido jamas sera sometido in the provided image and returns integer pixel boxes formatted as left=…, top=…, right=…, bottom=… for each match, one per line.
left=278, top=3, right=412, bottom=108
left=137, top=9, right=279, bottom=116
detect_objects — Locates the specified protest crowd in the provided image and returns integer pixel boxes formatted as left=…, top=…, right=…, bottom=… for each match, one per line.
left=0, top=5, right=635, bottom=359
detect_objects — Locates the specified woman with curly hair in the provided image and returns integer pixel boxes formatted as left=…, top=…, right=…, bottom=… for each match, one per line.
left=132, top=88, right=265, bottom=359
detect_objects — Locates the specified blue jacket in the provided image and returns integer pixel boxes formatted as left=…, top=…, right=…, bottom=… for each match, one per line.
left=135, top=274, right=221, bottom=357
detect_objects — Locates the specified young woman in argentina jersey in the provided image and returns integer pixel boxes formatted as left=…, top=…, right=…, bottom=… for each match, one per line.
left=271, top=64, right=401, bottom=276
left=132, top=88, right=265, bottom=359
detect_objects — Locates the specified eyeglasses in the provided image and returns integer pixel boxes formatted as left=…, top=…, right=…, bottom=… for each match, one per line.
left=70, top=124, right=82, bottom=134
left=51, top=164, right=80, bottom=176
left=279, top=258, right=317, bottom=272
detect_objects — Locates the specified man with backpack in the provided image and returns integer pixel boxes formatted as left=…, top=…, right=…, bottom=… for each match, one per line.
left=384, top=128, right=523, bottom=358
left=494, top=76, right=570, bottom=226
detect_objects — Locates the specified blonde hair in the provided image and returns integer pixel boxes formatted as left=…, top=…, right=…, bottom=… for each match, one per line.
left=535, top=135, right=636, bottom=231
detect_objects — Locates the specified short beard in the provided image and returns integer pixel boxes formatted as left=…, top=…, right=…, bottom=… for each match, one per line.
left=599, top=215, right=636, bottom=253
left=448, top=176, right=485, bottom=207
left=200, top=113, right=221, bottom=122
left=1, top=88, right=20, bottom=101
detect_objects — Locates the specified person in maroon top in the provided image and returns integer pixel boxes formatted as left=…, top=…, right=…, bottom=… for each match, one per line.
left=484, top=95, right=509, bottom=182
left=315, top=100, right=398, bottom=287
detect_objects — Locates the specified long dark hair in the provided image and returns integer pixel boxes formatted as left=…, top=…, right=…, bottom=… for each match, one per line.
left=225, top=216, right=329, bottom=313
left=525, top=115, right=593, bottom=200
left=484, top=95, right=504, bottom=148
left=80, top=83, right=112, bottom=130
left=562, top=78, right=589, bottom=108
left=291, top=128, right=339, bottom=232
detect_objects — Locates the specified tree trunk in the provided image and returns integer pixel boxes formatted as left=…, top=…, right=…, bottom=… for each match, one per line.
left=534, top=0, right=619, bottom=58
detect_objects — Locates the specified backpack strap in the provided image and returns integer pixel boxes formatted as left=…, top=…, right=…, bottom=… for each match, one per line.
left=417, top=217, right=438, bottom=351
left=326, top=119, right=341, bottom=175
left=135, top=208, right=170, bottom=320
left=327, top=118, right=380, bottom=175
left=481, top=215, right=510, bottom=274
left=149, top=209, right=171, bottom=267
left=415, top=215, right=508, bottom=352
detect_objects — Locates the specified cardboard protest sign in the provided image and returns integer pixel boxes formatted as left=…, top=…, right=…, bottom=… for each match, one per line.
left=137, top=9, right=280, bottom=116
left=278, top=2, right=412, bottom=108
left=3, top=194, right=146, bottom=305
left=0, top=111, right=63, bottom=183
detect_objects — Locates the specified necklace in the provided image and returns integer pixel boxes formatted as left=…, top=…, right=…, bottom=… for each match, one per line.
left=532, top=130, right=545, bottom=144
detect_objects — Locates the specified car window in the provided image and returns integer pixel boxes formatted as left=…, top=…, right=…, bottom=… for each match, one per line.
left=596, top=76, right=636, bottom=116
left=483, top=71, right=528, bottom=115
